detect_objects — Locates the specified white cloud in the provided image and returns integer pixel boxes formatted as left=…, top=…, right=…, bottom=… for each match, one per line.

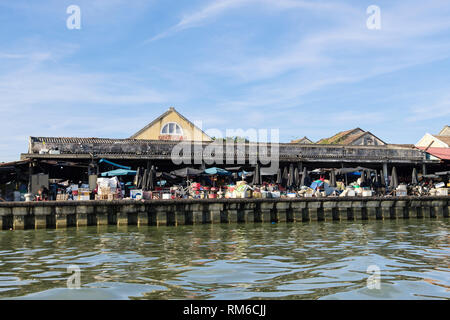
left=146, top=0, right=354, bottom=42
left=0, top=47, right=170, bottom=161
left=407, top=96, right=450, bottom=122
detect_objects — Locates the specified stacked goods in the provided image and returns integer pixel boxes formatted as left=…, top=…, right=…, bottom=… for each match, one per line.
left=225, top=185, right=235, bottom=198
left=235, top=181, right=252, bottom=198
left=252, top=187, right=262, bottom=198
left=339, top=188, right=356, bottom=197
left=261, top=190, right=271, bottom=198
left=298, top=188, right=314, bottom=197
left=433, top=182, right=448, bottom=196
left=56, top=187, right=68, bottom=200
left=208, top=187, right=218, bottom=199
left=287, top=193, right=297, bottom=198
left=96, top=177, right=120, bottom=200
left=78, top=188, right=90, bottom=201
left=70, top=184, right=79, bottom=198
left=354, top=185, right=363, bottom=196
left=143, top=191, right=152, bottom=200
left=189, top=182, right=202, bottom=199
left=271, top=191, right=281, bottom=198
left=396, top=184, right=407, bottom=197
left=56, top=193, right=69, bottom=200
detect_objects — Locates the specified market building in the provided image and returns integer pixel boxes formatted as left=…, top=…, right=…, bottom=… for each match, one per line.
left=0, top=108, right=446, bottom=200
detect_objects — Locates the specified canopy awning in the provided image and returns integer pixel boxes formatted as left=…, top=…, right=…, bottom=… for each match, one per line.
left=98, top=158, right=131, bottom=170
left=204, top=167, right=231, bottom=175
left=170, top=167, right=203, bottom=177
left=101, top=169, right=137, bottom=177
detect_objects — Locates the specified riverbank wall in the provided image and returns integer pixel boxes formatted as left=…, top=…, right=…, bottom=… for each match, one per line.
left=0, top=197, right=448, bottom=230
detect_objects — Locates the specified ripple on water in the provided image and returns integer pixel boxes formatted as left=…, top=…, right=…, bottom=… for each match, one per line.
left=0, top=220, right=448, bottom=299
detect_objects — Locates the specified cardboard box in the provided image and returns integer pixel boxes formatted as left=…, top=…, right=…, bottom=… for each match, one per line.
left=271, top=191, right=280, bottom=198
left=362, top=190, right=372, bottom=197
left=287, top=193, right=297, bottom=198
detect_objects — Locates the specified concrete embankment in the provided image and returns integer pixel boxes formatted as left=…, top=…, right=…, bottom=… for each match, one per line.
left=0, top=197, right=448, bottom=230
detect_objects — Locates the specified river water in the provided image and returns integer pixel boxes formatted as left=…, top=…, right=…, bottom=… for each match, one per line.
left=0, top=219, right=448, bottom=300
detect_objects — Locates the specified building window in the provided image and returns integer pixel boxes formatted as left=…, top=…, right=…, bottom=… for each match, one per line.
left=161, top=122, right=183, bottom=135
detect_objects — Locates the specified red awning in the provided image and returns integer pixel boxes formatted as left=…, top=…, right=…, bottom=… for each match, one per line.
left=416, top=147, right=450, bottom=160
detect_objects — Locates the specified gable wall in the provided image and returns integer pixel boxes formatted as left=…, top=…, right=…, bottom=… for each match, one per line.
left=351, top=133, right=385, bottom=146
left=415, top=133, right=449, bottom=148
left=439, top=126, right=450, bottom=136
left=133, top=111, right=211, bottom=141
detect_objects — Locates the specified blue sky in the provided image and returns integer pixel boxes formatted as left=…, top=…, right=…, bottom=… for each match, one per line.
left=1, top=0, right=450, bottom=161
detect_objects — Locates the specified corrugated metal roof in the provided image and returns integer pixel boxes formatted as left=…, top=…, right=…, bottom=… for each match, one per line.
left=417, top=146, right=450, bottom=160
left=30, top=137, right=163, bottom=144
left=317, top=128, right=361, bottom=144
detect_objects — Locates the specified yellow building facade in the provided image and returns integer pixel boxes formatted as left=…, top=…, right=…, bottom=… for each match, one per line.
left=130, top=107, right=212, bottom=142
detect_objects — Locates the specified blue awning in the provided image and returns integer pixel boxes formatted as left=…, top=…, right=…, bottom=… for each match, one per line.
left=204, top=167, right=231, bottom=175
left=101, top=169, right=137, bottom=177
left=98, top=159, right=131, bottom=170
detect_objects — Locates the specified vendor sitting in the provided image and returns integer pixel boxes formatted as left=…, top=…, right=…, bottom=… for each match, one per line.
left=36, top=185, right=49, bottom=201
